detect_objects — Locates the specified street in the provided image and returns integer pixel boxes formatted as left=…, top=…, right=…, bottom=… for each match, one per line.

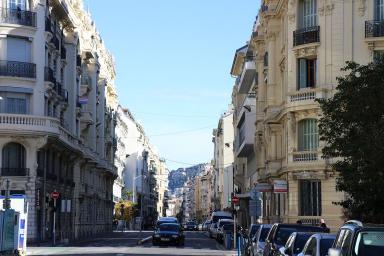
left=27, top=231, right=235, bottom=256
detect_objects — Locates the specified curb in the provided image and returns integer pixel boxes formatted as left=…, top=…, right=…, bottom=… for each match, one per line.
left=137, top=236, right=152, bottom=245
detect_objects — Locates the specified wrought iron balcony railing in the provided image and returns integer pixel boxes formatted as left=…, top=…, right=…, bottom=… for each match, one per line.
left=44, top=67, right=55, bottom=83
left=0, top=60, right=36, bottom=78
left=293, top=26, right=320, bottom=46
left=365, top=20, right=384, bottom=38
left=0, top=7, right=36, bottom=27
left=1, top=167, right=29, bottom=176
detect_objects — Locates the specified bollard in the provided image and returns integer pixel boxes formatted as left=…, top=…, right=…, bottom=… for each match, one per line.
left=237, top=236, right=241, bottom=256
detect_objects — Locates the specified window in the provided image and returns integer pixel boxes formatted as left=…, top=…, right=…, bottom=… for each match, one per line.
left=6, top=97, right=26, bottom=114
left=264, top=52, right=268, bottom=67
left=298, top=58, right=317, bottom=89
left=2, top=142, right=26, bottom=169
left=299, top=0, right=317, bottom=28
left=298, top=119, right=319, bottom=151
left=299, top=180, right=321, bottom=216
left=7, top=0, right=27, bottom=10
left=7, top=37, right=31, bottom=62
left=375, top=0, right=384, bottom=20
left=373, top=50, right=384, bottom=64
left=303, top=237, right=317, bottom=256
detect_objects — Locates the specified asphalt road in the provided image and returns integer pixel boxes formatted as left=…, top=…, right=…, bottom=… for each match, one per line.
left=27, top=231, right=236, bottom=256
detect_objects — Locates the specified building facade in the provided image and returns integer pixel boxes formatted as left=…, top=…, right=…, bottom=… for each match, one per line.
left=0, top=0, right=117, bottom=243
left=212, top=108, right=234, bottom=211
left=229, top=0, right=382, bottom=231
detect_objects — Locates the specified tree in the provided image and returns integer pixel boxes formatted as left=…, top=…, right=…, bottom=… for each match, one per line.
left=317, top=60, right=384, bottom=223
left=114, top=200, right=135, bottom=221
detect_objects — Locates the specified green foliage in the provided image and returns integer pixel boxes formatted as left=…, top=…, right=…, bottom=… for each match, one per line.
left=317, top=59, right=384, bottom=223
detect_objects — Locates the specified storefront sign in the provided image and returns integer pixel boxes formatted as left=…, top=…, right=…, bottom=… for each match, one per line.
left=255, top=183, right=273, bottom=192
left=273, top=180, right=288, bottom=193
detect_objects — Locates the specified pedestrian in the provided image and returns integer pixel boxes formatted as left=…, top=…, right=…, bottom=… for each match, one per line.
left=320, top=219, right=330, bottom=232
left=296, top=220, right=302, bottom=225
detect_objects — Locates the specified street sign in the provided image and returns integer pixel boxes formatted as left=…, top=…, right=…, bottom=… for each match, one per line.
left=51, top=191, right=60, bottom=200
left=249, top=199, right=262, bottom=217
left=232, top=196, right=239, bottom=205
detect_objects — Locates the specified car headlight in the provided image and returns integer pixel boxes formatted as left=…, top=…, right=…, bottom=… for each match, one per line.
left=172, top=235, right=179, bottom=238
left=154, top=234, right=160, bottom=238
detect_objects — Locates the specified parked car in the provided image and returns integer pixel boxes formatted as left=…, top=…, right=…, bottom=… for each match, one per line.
left=198, top=223, right=203, bottom=231
left=251, top=224, right=273, bottom=256
left=155, top=217, right=179, bottom=229
left=297, top=233, right=335, bottom=256
left=152, top=223, right=185, bottom=246
left=245, top=224, right=261, bottom=255
left=203, top=220, right=212, bottom=231
left=277, top=232, right=316, bottom=256
left=263, top=224, right=327, bottom=256
left=328, top=220, right=384, bottom=256
left=184, top=221, right=198, bottom=231
left=216, top=221, right=236, bottom=243
left=209, top=222, right=219, bottom=238
left=211, top=211, right=233, bottom=223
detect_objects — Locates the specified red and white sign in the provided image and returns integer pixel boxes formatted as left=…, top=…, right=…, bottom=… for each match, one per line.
left=273, top=180, right=288, bottom=193
left=232, top=196, right=239, bottom=205
left=51, top=191, right=60, bottom=200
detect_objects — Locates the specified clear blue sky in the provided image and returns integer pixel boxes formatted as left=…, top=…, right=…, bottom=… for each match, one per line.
left=88, top=0, right=260, bottom=170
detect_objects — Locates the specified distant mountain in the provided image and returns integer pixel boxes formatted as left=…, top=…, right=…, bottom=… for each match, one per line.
left=168, top=163, right=208, bottom=192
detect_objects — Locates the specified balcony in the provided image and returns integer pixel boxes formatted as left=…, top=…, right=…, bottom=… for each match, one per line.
left=56, top=83, right=68, bottom=102
left=80, top=76, right=92, bottom=95
left=293, top=26, right=320, bottom=47
left=44, top=67, right=55, bottom=85
left=0, top=114, right=80, bottom=150
left=365, top=20, right=384, bottom=38
left=1, top=168, right=29, bottom=176
left=292, top=151, right=318, bottom=162
left=238, top=61, right=256, bottom=93
left=0, top=8, right=36, bottom=27
left=287, top=88, right=327, bottom=110
left=236, top=117, right=255, bottom=157
left=0, top=60, right=36, bottom=78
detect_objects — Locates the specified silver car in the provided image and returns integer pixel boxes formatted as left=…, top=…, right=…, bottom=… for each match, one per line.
left=297, top=233, right=335, bottom=256
left=251, top=224, right=272, bottom=256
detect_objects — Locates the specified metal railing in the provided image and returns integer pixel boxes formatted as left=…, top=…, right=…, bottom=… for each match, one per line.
left=1, top=167, right=29, bottom=176
left=0, top=7, right=36, bottom=27
left=0, top=60, right=36, bottom=78
left=365, top=20, right=384, bottom=38
left=44, top=67, right=55, bottom=83
left=293, top=26, right=320, bottom=46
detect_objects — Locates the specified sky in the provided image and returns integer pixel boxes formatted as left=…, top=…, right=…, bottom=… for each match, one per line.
left=88, top=0, right=260, bottom=170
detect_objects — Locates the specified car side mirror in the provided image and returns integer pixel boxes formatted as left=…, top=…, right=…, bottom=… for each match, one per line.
left=328, top=248, right=342, bottom=256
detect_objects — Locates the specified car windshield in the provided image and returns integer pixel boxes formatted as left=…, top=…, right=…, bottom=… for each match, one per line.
left=260, top=227, right=271, bottom=242
left=294, top=234, right=312, bottom=253
left=354, top=231, right=384, bottom=256
left=320, top=238, right=335, bottom=256
left=159, top=224, right=179, bottom=232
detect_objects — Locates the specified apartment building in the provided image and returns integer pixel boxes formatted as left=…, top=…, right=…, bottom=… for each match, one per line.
left=0, top=0, right=117, bottom=243
left=155, top=158, right=169, bottom=217
left=229, top=0, right=381, bottom=231
left=212, top=107, right=234, bottom=211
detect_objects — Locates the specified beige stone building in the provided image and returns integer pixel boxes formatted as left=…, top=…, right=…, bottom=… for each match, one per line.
left=230, top=0, right=381, bottom=231
left=0, top=0, right=117, bottom=243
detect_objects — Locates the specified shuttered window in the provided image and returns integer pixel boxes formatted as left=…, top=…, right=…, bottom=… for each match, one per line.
left=7, top=37, right=31, bottom=62
left=298, top=58, right=317, bottom=89
left=299, top=0, right=317, bottom=28
left=375, top=0, right=384, bottom=20
left=2, top=142, right=26, bottom=168
left=6, top=97, right=26, bottom=114
left=298, top=119, right=319, bottom=151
